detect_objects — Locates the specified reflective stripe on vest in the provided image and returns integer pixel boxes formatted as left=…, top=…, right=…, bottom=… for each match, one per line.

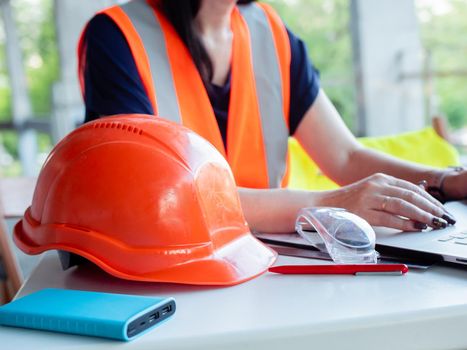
left=79, top=0, right=291, bottom=188
left=120, top=0, right=181, bottom=123
left=238, top=4, right=288, bottom=188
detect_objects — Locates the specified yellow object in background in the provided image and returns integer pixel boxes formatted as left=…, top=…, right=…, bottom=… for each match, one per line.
left=288, top=127, right=460, bottom=191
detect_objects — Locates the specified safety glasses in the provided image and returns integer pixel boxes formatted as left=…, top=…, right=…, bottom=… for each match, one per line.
left=295, top=207, right=379, bottom=264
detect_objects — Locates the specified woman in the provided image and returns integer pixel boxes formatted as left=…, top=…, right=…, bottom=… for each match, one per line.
left=79, top=0, right=466, bottom=233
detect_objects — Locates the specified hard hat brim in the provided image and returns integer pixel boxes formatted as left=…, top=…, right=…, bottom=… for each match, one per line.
left=14, top=208, right=277, bottom=286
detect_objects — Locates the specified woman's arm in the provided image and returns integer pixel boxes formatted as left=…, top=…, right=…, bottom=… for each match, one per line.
left=238, top=188, right=328, bottom=233
left=239, top=174, right=448, bottom=233
left=239, top=89, right=461, bottom=233
left=294, top=89, right=441, bottom=187
left=295, top=90, right=467, bottom=201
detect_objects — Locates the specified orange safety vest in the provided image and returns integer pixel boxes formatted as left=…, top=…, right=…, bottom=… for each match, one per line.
left=78, top=0, right=291, bottom=188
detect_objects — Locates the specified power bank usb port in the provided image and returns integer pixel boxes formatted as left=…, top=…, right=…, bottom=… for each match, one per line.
left=126, top=300, right=175, bottom=338
left=148, top=312, right=159, bottom=323
left=161, top=305, right=172, bottom=316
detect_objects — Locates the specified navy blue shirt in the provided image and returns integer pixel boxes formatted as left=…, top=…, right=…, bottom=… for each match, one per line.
left=83, top=13, right=320, bottom=141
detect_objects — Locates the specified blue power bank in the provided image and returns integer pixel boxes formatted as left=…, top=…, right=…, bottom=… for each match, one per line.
left=0, top=288, right=176, bottom=341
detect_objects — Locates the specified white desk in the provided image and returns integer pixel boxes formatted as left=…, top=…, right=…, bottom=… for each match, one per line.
left=1, top=251, right=467, bottom=350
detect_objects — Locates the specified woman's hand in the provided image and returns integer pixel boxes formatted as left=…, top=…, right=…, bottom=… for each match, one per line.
left=320, top=173, right=453, bottom=231
left=436, top=168, right=467, bottom=201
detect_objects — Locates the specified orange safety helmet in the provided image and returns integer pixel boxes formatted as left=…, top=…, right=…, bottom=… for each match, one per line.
left=14, top=114, right=277, bottom=285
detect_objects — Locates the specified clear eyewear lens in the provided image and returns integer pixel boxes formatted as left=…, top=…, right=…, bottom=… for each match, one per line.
left=295, top=207, right=379, bottom=264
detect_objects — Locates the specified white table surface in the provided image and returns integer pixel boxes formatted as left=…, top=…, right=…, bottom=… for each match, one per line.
left=1, top=250, right=467, bottom=350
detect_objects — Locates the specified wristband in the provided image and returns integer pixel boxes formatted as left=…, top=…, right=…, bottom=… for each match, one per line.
left=426, top=166, right=464, bottom=202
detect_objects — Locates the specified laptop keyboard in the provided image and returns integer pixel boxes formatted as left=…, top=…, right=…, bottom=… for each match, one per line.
left=438, top=231, right=467, bottom=245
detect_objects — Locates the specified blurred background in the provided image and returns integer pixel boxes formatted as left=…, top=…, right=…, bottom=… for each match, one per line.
left=0, top=0, right=466, bottom=177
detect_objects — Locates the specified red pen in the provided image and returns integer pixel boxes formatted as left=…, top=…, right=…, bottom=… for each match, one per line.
left=268, top=264, right=409, bottom=276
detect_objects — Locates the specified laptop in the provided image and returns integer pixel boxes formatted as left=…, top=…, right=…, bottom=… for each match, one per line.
left=254, top=200, right=467, bottom=267
left=375, top=200, right=467, bottom=266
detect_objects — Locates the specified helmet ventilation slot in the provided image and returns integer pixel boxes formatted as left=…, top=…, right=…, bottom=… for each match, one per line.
left=93, top=121, right=143, bottom=135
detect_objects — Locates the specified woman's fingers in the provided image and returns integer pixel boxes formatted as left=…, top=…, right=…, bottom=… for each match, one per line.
left=373, top=194, right=447, bottom=229
left=387, top=176, right=456, bottom=225
left=332, top=173, right=455, bottom=231
left=392, top=177, right=445, bottom=209
left=384, top=185, right=445, bottom=217
left=368, top=210, right=425, bottom=231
